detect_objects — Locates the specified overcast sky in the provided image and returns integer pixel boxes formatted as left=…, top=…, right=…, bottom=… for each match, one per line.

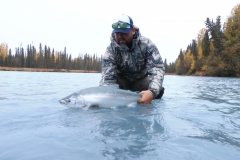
left=1, top=0, right=239, bottom=63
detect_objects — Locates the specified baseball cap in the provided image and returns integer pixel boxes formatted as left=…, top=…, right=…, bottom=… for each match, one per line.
left=112, top=14, right=133, bottom=34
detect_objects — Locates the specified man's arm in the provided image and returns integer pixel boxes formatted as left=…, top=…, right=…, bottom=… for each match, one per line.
left=138, top=39, right=165, bottom=103
left=99, top=47, right=118, bottom=87
left=147, top=40, right=165, bottom=98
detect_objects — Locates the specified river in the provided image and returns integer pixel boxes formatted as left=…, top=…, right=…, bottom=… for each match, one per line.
left=0, top=71, right=239, bottom=160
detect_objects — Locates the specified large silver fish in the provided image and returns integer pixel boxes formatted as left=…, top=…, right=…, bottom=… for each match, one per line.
left=59, top=86, right=142, bottom=109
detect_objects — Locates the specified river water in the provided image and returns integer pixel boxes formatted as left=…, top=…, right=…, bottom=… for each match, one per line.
left=0, top=71, right=239, bottom=160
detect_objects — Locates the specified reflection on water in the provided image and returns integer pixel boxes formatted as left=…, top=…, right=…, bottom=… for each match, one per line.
left=0, top=72, right=240, bottom=160
left=57, top=103, right=168, bottom=159
left=95, top=107, right=166, bottom=159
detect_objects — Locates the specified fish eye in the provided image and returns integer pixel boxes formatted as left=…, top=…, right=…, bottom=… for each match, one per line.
left=67, top=99, right=71, bottom=102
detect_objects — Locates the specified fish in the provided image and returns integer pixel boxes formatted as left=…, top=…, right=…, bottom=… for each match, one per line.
left=59, top=86, right=142, bottom=109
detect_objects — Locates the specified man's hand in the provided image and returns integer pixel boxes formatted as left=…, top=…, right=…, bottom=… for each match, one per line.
left=138, top=90, right=154, bottom=104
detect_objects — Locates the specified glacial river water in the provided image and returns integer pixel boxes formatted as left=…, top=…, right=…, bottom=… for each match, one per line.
left=0, top=71, right=239, bottom=160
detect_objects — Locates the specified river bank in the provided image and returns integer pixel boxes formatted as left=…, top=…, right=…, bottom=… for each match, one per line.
left=0, top=67, right=177, bottom=75
left=0, top=67, right=99, bottom=73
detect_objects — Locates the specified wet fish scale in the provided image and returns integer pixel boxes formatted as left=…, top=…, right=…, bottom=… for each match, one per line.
left=59, top=86, right=142, bottom=109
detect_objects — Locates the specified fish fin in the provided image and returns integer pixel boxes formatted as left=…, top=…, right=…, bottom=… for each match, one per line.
left=127, top=102, right=137, bottom=107
left=82, top=105, right=91, bottom=110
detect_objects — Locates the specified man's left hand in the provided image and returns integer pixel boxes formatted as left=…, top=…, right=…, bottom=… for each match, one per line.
left=138, top=90, right=154, bottom=104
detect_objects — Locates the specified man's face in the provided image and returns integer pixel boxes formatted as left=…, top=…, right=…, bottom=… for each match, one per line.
left=114, top=28, right=136, bottom=47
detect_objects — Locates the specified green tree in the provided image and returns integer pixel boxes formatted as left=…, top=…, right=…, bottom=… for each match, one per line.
left=176, top=49, right=186, bottom=74
left=39, top=43, right=44, bottom=68
left=50, top=49, right=55, bottom=68
left=164, top=59, right=168, bottom=73
left=26, top=45, right=31, bottom=68
left=7, top=49, right=12, bottom=67
left=20, top=47, right=24, bottom=67
left=202, top=30, right=210, bottom=57
left=223, top=4, right=240, bottom=76
left=191, top=39, right=198, bottom=60
left=205, top=16, right=225, bottom=55
left=68, top=54, right=72, bottom=70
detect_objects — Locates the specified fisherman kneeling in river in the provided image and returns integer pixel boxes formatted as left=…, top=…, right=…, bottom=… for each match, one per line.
left=100, top=14, right=165, bottom=104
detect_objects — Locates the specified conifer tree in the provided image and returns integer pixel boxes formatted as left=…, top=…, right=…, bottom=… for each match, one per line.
left=205, top=16, right=224, bottom=55
left=176, top=49, right=185, bottom=74
left=7, top=49, right=12, bottom=67
left=202, top=31, right=210, bottom=57
left=191, top=39, right=198, bottom=60
left=223, top=4, right=240, bottom=76
left=20, top=47, right=24, bottom=67
left=164, top=59, right=168, bottom=73
left=50, top=49, right=55, bottom=68
left=68, top=54, right=72, bottom=70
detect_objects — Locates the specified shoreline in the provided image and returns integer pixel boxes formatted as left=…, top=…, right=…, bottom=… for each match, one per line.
left=0, top=67, right=99, bottom=73
left=0, top=67, right=180, bottom=75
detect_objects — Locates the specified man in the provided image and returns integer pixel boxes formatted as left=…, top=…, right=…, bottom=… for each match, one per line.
left=100, top=14, right=165, bottom=104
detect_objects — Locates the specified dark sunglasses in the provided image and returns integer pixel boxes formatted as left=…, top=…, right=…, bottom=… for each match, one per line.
left=112, top=22, right=132, bottom=29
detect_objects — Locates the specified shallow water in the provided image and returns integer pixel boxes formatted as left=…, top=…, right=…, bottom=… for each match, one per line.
left=0, top=71, right=240, bottom=160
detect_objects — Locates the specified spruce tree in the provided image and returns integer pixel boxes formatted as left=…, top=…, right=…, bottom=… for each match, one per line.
left=191, top=39, right=198, bottom=60
left=164, top=59, right=168, bottom=73
left=202, top=31, right=210, bottom=57
left=21, top=47, right=24, bottom=67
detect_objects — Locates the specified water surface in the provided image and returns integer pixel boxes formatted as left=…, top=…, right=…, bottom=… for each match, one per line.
left=0, top=71, right=239, bottom=160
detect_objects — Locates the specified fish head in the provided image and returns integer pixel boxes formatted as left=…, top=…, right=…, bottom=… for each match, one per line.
left=59, top=93, right=86, bottom=108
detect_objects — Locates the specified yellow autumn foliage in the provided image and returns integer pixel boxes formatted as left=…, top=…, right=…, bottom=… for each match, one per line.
left=197, top=28, right=206, bottom=59
left=175, top=59, right=181, bottom=74
left=224, top=4, right=240, bottom=44
left=184, top=49, right=194, bottom=71
left=0, top=43, right=8, bottom=59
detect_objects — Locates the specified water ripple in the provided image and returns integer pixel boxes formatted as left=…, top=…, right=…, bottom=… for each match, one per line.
left=0, top=72, right=240, bottom=160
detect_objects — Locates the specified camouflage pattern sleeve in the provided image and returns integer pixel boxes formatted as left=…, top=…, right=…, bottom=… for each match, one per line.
left=146, top=39, right=165, bottom=98
left=99, top=46, right=119, bottom=88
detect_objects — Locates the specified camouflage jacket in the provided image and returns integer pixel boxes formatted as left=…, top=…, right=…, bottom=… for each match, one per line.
left=99, top=28, right=165, bottom=98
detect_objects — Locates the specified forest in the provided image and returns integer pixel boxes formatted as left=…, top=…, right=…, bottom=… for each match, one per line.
left=165, top=4, right=240, bottom=77
left=0, top=43, right=102, bottom=72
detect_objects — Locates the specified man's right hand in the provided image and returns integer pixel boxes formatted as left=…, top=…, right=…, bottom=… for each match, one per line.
left=138, top=90, right=153, bottom=104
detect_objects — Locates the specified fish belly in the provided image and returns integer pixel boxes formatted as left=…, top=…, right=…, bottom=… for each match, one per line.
left=83, top=93, right=140, bottom=108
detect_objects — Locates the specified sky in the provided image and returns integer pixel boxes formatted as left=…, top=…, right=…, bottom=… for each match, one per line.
left=1, top=0, right=239, bottom=63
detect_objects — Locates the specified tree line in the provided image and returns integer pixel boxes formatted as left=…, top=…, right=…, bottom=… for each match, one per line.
left=165, top=4, right=240, bottom=77
left=1, top=4, right=239, bottom=76
left=0, top=43, right=102, bottom=72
